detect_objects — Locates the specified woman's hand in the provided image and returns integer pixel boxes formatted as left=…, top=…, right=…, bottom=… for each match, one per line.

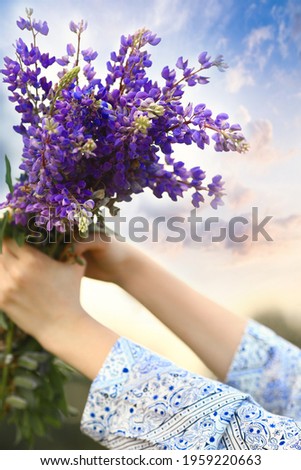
left=0, top=239, right=86, bottom=344
left=73, top=231, right=139, bottom=286
left=0, top=239, right=119, bottom=378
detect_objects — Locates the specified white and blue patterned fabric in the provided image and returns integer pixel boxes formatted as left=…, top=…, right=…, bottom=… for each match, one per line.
left=81, top=320, right=301, bottom=450
left=226, top=320, right=301, bottom=419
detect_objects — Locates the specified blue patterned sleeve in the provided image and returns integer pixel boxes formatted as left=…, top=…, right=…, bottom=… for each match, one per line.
left=81, top=337, right=301, bottom=450
left=226, top=320, right=301, bottom=420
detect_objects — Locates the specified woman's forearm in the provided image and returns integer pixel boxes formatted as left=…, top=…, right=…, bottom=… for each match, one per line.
left=117, top=248, right=247, bottom=380
left=41, top=309, right=119, bottom=380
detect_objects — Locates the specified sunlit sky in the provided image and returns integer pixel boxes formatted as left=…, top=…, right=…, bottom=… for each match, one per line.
left=0, top=0, right=300, bottom=374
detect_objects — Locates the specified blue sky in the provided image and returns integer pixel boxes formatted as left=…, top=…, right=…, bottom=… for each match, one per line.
left=0, top=0, right=300, bottom=371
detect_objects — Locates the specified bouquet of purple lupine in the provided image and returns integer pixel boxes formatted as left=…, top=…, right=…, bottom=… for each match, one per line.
left=0, top=8, right=248, bottom=445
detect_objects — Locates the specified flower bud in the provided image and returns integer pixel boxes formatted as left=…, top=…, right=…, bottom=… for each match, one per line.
left=93, top=189, right=105, bottom=200
left=43, top=117, right=59, bottom=134
left=82, top=138, right=97, bottom=153
left=57, top=66, right=80, bottom=92
left=25, top=8, right=33, bottom=18
left=133, top=115, right=151, bottom=134
left=78, top=215, right=90, bottom=237
left=146, top=103, right=165, bottom=118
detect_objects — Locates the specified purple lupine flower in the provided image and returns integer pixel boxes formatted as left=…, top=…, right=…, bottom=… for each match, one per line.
left=69, top=21, right=78, bottom=33
left=16, top=17, right=31, bottom=31
left=192, top=191, right=205, bottom=208
left=176, top=56, right=188, bottom=70
left=56, top=56, right=69, bottom=66
left=67, top=43, right=76, bottom=56
left=1, top=13, right=249, bottom=239
left=40, top=53, right=56, bottom=68
left=143, top=31, right=161, bottom=46
left=81, top=48, right=98, bottom=62
left=198, top=51, right=210, bottom=66
left=33, top=20, right=49, bottom=35
left=69, top=20, right=87, bottom=34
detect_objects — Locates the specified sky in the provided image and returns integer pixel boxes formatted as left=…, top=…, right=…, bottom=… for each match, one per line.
left=0, top=0, right=300, bottom=374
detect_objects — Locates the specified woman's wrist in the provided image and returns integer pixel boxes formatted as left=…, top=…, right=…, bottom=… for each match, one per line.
left=38, top=306, right=86, bottom=354
left=110, top=242, right=148, bottom=289
left=38, top=308, right=119, bottom=380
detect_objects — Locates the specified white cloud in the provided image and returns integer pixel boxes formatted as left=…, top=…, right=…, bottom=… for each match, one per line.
left=245, top=119, right=296, bottom=165
left=286, top=1, right=301, bottom=55
left=246, top=25, right=273, bottom=52
left=226, top=183, right=254, bottom=210
left=277, top=20, right=289, bottom=58
left=223, top=212, right=301, bottom=259
left=248, top=119, right=273, bottom=153
left=145, top=0, right=192, bottom=34
left=225, top=61, right=254, bottom=93
left=242, top=25, right=275, bottom=70
left=238, top=105, right=252, bottom=125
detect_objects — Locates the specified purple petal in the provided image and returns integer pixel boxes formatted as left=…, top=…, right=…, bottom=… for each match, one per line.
left=17, top=17, right=31, bottom=31
left=69, top=21, right=78, bottom=33
left=33, top=20, right=49, bottom=35
left=198, top=51, right=210, bottom=65
left=216, top=113, right=229, bottom=121
left=176, top=56, right=184, bottom=69
left=67, top=43, right=76, bottom=56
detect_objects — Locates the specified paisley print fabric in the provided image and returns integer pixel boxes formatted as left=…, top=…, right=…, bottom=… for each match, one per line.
left=226, top=320, right=301, bottom=420
left=81, top=321, right=301, bottom=450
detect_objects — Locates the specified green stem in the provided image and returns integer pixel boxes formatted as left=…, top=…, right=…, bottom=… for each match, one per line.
left=75, top=31, right=81, bottom=68
left=0, top=316, right=14, bottom=416
left=45, top=233, right=65, bottom=260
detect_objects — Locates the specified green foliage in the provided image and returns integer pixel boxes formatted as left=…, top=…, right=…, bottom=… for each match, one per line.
left=0, top=311, right=8, bottom=330
left=0, top=216, right=27, bottom=254
left=1, top=328, right=76, bottom=447
left=0, top=156, right=79, bottom=447
left=0, top=211, right=9, bottom=254
left=5, top=155, right=13, bottom=194
left=0, top=155, right=26, bottom=253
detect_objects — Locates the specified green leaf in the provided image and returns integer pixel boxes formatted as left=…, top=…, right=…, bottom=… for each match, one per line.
left=5, top=395, right=28, bottom=410
left=21, top=410, right=31, bottom=439
left=30, top=413, right=46, bottom=437
left=43, top=413, right=62, bottom=428
left=0, top=310, right=8, bottom=330
left=14, top=426, right=24, bottom=446
left=26, top=351, right=50, bottom=363
left=17, top=355, right=39, bottom=371
left=17, top=388, right=37, bottom=409
left=0, top=210, right=9, bottom=254
left=13, top=227, right=26, bottom=247
left=5, top=155, right=13, bottom=193
left=14, top=374, right=41, bottom=390
left=67, top=405, right=79, bottom=417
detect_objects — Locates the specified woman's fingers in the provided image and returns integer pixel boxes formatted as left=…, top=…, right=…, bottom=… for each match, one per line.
left=1, top=239, right=20, bottom=260
left=1, top=239, right=87, bottom=290
left=3, top=238, right=38, bottom=257
left=3, top=239, right=50, bottom=265
left=73, top=231, right=111, bottom=256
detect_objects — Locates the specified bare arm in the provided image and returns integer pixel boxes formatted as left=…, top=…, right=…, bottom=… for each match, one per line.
left=76, top=237, right=247, bottom=380
left=119, top=250, right=247, bottom=380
